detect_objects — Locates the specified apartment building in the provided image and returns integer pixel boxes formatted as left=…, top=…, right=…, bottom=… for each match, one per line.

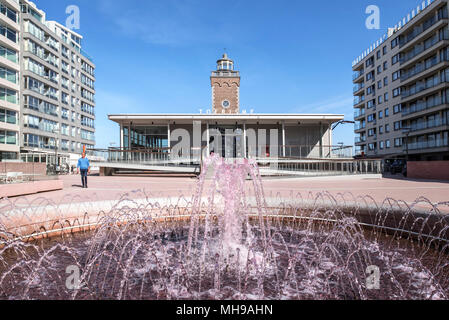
left=0, top=0, right=20, bottom=161
left=20, top=0, right=95, bottom=163
left=353, top=0, right=449, bottom=161
left=0, top=0, right=95, bottom=162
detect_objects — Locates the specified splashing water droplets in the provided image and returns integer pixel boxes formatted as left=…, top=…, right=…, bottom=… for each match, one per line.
left=0, top=155, right=448, bottom=300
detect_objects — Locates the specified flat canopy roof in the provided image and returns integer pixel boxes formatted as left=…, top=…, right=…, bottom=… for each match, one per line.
left=108, top=114, right=345, bottom=125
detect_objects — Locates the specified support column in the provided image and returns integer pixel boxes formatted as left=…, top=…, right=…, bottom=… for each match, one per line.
left=243, top=122, right=247, bottom=158
left=319, top=122, right=323, bottom=159
left=128, top=125, right=131, bottom=156
left=120, top=124, right=124, bottom=149
left=167, top=122, right=171, bottom=149
left=206, top=122, right=210, bottom=156
left=282, top=121, right=286, bottom=157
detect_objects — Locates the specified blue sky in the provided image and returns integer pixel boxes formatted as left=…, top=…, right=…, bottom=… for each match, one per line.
left=37, top=0, right=424, bottom=148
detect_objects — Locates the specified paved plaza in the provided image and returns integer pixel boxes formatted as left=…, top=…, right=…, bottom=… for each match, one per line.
left=7, top=174, right=449, bottom=210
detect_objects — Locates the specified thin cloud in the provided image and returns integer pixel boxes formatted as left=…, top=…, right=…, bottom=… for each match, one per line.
left=294, top=94, right=353, bottom=118
left=98, top=0, right=233, bottom=46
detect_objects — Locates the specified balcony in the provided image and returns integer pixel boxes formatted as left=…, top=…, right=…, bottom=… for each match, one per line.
left=402, top=96, right=445, bottom=117
left=409, top=118, right=447, bottom=132
left=399, top=11, right=448, bottom=49
left=353, top=96, right=365, bottom=106
left=352, top=70, right=364, bottom=82
left=401, top=77, right=449, bottom=100
left=400, top=29, right=449, bottom=67
left=355, top=136, right=366, bottom=144
left=354, top=122, right=366, bottom=131
left=405, top=137, right=449, bottom=150
left=354, top=108, right=366, bottom=119
left=401, top=55, right=448, bottom=83
left=353, top=82, right=365, bottom=94
left=211, top=71, right=240, bottom=77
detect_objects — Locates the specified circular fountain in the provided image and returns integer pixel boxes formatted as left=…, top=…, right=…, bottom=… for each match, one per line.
left=0, top=155, right=448, bottom=300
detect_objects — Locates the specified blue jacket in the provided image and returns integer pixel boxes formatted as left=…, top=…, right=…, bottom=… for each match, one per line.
left=77, top=157, right=90, bottom=170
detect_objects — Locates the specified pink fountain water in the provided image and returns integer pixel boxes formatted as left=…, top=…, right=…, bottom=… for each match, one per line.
left=0, top=155, right=448, bottom=300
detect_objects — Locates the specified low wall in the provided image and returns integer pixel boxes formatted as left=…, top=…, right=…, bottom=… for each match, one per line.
left=0, top=180, right=64, bottom=198
left=408, top=161, right=449, bottom=181
left=0, top=162, right=46, bottom=176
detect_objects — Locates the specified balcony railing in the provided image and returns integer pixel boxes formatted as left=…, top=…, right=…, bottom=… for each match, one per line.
left=354, top=109, right=366, bottom=118
left=409, top=118, right=447, bottom=131
left=406, top=137, right=449, bottom=150
left=401, top=77, right=449, bottom=99
left=399, top=11, right=447, bottom=48
left=353, top=82, right=365, bottom=93
left=352, top=70, right=364, bottom=80
left=354, top=96, right=365, bottom=106
left=400, top=29, right=449, bottom=65
left=402, top=96, right=445, bottom=116
left=401, top=55, right=448, bottom=82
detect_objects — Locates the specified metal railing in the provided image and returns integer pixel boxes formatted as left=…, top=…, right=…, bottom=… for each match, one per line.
left=86, top=145, right=355, bottom=167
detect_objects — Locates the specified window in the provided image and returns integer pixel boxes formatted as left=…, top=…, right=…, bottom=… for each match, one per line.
left=0, top=131, right=17, bottom=145
left=376, top=51, right=381, bottom=59
left=394, top=138, right=402, bottom=147
left=380, top=141, right=385, bottom=150
left=0, top=109, right=17, bottom=124
left=61, top=108, right=69, bottom=120
left=377, top=65, right=382, bottom=74
left=0, top=87, right=17, bottom=104
left=367, top=99, right=376, bottom=109
left=378, top=95, right=383, bottom=104
left=383, top=46, right=387, bottom=55
left=81, top=129, right=95, bottom=141
left=385, top=124, right=390, bottom=133
left=378, top=111, right=383, bottom=119
left=392, top=54, right=400, bottom=65
left=386, top=140, right=391, bottom=148
left=393, top=104, right=402, bottom=114
left=0, top=66, right=17, bottom=83
left=379, top=125, right=384, bottom=134
left=25, top=114, right=39, bottom=129
left=0, top=45, right=17, bottom=63
left=385, top=108, right=389, bottom=117
left=392, top=71, right=400, bottom=81
left=384, top=93, right=389, bottom=102
left=383, top=61, right=388, bottom=70
left=393, top=88, right=401, bottom=97
left=0, top=4, right=17, bottom=23
left=394, top=121, right=402, bottom=131
left=0, top=24, right=17, bottom=43
left=384, top=76, right=389, bottom=86
left=391, top=37, right=398, bottom=49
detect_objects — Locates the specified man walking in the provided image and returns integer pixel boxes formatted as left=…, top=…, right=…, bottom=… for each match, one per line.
left=77, top=152, right=90, bottom=188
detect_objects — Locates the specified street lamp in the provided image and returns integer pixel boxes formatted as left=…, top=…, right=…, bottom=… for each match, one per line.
left=332, top=120, right=356, bottom=131
left=52, top=129, right=60, bottom=172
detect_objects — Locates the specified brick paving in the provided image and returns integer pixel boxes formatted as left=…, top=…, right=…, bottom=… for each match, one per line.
left=10, top=174, right=449, bottom=208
